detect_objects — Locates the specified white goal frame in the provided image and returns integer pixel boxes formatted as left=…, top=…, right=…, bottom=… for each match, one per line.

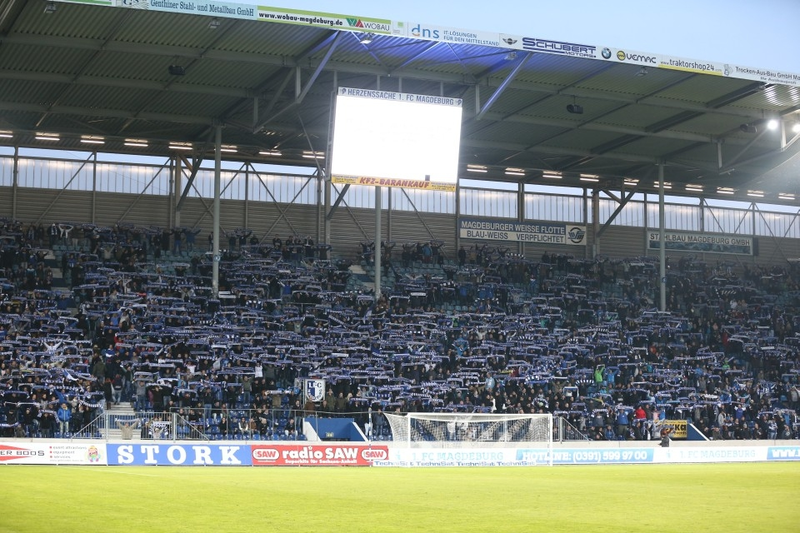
left=384, top=412, right=553, bottom=463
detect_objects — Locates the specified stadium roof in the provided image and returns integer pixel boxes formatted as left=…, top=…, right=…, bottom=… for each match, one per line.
left=0, top=0, right=799, bottom=203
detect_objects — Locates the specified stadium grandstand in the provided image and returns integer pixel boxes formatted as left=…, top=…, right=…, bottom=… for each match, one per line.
left=0, top=0, right=799, bottom=452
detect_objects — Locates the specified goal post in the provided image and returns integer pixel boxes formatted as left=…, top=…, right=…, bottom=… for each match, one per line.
left=383, top=412, right=553, bottom=462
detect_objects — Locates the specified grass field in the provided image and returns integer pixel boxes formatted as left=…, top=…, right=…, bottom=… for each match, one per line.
left=1, top=463, right=798, bottom=533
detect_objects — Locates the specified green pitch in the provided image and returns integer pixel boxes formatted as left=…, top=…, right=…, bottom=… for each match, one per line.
left=1, top=463, right=797, bottom=532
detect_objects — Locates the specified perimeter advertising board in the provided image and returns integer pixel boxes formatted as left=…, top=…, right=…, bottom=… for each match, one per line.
left=251, top=444, right=389, bottom=466
left=375, top=445, right=800, bottom=466
left=108, top=443, right=252, bottom=465
left=0, top=442, right=105, bottom=465
left=459, top=218, right=586, bottom=246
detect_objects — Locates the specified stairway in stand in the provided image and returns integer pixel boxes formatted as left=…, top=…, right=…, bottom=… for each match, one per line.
left=105, top=402, right=137, bottom=440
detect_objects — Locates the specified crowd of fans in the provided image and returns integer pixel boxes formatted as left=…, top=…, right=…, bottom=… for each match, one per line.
left=0, top=217, right=798, bottom=443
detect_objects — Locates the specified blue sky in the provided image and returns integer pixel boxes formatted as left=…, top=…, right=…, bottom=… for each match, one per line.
left=248, top=0, right=799, bottom=73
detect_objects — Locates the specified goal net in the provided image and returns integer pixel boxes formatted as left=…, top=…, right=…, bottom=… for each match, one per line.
left=383, top=412, right=552, bottom=450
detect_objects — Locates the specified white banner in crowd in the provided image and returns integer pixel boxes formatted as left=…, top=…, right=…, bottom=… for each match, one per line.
left=459, top=218, right=586, bottom=246
left=647, top=231, right=753, bottom=255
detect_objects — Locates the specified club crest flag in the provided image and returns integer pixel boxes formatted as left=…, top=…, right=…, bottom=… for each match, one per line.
left=304, top=379, right=325, bottom=402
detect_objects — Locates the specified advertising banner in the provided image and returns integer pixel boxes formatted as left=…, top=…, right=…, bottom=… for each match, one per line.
left=108, top=443, right=252, bottom=465
left=251, top=444, right=389, bottom=466
left=726, top=65, right=800, bottom=87
left=331, top=175, right=456, bottom=192
left=459, top=217, right=586, bottom=246
left=647, top=231, right=753, bottom=255
left=257, top=6, right=393, bottom=34
left=664, top=419, right=687, bottom=439
left=599, top=47, right=659, bottom=68
left=767, top=446, right=800, bottom=460
left=516, top=448, right=655, bottom=465
left=518, top=37, right=597, bottom=59
left=396, top=22, right=502, bottom=47
left=53, top=1, right=396, bottom=35
left=0, top=442, right=105, bottom=465
left=658, top=55, right=725, bottom=76
left=378, top=446, right=789, bottom=466
left=657, top=447, right=763, bottom=463
left=377, top=448, right=519, bottom=467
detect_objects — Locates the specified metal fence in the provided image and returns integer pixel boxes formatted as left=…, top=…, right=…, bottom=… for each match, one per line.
left=42, top=409, right=591, bottom=443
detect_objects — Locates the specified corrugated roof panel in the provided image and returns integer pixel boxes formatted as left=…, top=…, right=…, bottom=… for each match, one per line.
left=666, top=113, right=744, bottom=137
left=728, top=84, right=800, bottom=111
left=519, top=54, right=612, bottom=88
left=81, top=51, right=175, bottom=82
left=113, top=11, right=229, bottom=48
left=579, top=65, right=697, bottom=98
left=172, top=58, right=280, bottom=90
left=539, top=129, right=622, bottom=152
left=592, top=104, right=686, bottom=130
left=615, top=136, right=696, bottom=158
left=147, top=91, right=239, bottom=117
left=516, top=93, right=624, bottom=124
left=371, top=39, right=458, bottom=71
left=213, top=20, right=333, bottom=56
left=57, top=84, right=156, bottom=114
left=651, top=75, right=757, bottom=105
left=465, top=120, right=567, bottom=147
left=13, top=2, right=124, bottom=40
left=0, top=79, right=63, bottom=105
left=0, top=44, right=92, bottom=74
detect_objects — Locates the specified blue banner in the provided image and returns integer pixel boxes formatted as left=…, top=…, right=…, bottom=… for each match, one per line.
left=516, top=448, right=654, bottom=465
left=767, top=446, right=800, bottom=461
left=108, top=444, right=252, bottom=466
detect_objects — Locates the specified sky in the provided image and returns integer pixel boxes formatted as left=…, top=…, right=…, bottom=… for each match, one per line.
left=245, top=0, right=800, bottom=73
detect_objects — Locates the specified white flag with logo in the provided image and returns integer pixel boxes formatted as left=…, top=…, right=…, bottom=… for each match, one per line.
left=304, top=379, right=325, bottom=402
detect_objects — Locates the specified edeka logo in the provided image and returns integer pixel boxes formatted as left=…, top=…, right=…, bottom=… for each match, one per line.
left=411, top=24, right=439, bottom=39
left=0, top=444, right=45, bottom=462
left=361, top=448, right=388, bottom=461
left=521, top=38, right=595, bottom=59
left=252, top=448, right=280, bottom=462
left=345, top=18, right=391, bottom=32
left=617, top=51, right=657, bottom=64
left=568, top=227, right=586, bottom=244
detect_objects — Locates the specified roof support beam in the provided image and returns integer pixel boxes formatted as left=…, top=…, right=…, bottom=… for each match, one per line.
left=253, top=31, right=343, bottom=133
left=326, top=184, right=350, bottom=220
left=176, top=155, right=203, bottom=211
left=596, top=188, right=636, bottom=238
left=474, top=52, right=531, bottom=121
